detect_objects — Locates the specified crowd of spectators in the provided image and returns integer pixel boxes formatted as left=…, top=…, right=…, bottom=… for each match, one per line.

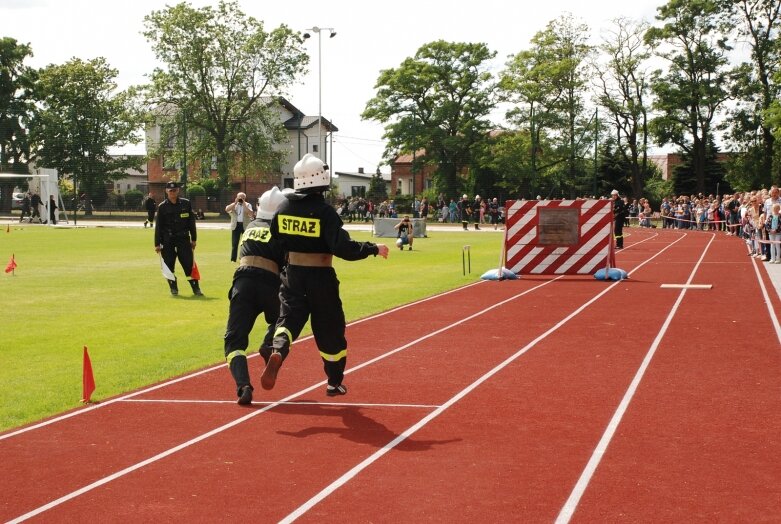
left=624, top=186, right=781, bottom=263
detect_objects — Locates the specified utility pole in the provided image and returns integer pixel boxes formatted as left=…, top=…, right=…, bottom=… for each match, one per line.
left=181, top=108, right=188, bottom=196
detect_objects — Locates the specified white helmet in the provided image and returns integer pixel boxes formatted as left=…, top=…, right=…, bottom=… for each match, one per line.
left=257, top=186, right=286, bottom=220
left=293, top=153, right=330, bottom=190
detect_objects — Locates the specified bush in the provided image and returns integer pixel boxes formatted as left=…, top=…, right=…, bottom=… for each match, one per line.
left=124, top=189, right=144, bottom=210
left=187, top=184, right=205, bottom=197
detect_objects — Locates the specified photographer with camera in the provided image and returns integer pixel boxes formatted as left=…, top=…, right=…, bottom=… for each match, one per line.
left=226, top=191, right=255, bottom=262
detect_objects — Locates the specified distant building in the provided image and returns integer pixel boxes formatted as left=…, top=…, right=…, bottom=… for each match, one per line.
left=332, top=167, right=391, bottom=199
left=145, top=97, right=338, bottom=204
left=648, top=152, right=734, bottom=181
left=106, top=156, right=147, bottom=194
left=390, top=150, right=435, bottom=196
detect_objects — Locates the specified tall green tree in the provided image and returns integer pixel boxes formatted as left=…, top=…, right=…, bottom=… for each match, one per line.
left=142, top=0, right=308, bottom=189
left=30, top=57, right=142, bottom=214
left=646, top=0, right=732, bottom=194
left=595, top=18, right=653, bottom=197
left=719, top=0, right=781, bottom=187
left=499, top=15, right=592, bottom=196
left=362, top=40, right=496, bottom=199
left=0, top=37, right=36, bottom=210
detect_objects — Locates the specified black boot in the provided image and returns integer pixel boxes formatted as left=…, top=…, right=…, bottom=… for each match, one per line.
left=189, top=279, right=203, bottom=296
left=167, top=278, right=178, bottom=296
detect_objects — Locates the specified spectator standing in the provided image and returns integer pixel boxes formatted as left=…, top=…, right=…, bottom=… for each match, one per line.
left=763, top=186, right=781, bottom=261
left=489, top=197, right=500, bottom=230
left=766, top=203, right=781, bottom=264
left=225, top=192, right=254, bottom=263
left=48, top=194, right=58, bottom=225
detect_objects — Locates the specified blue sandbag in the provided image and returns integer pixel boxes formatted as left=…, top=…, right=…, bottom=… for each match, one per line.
left=480, top=267, right=519, bottom=281
left=594, top=267, right=628, bottom=281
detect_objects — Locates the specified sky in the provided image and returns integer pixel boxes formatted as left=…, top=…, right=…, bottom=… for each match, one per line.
left=0, top=0, right=664, bottom=174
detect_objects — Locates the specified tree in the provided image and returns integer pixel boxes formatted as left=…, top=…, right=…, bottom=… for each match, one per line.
left=646, top=0, right=733, bottom=194
left=0, top=37, right=36, bottom=211
left=499, top=15, right=593, bottom=197
left=367, top=170, right=388, bottom=203
left=142, top=0, right=308, bottom=190
left=720, top=0, right=781, bottom=187
left=362, top=40, right=496, bottom=199
left=30, top=57, right=142, bottom=214
left=594, top=17, right=653, bottom=197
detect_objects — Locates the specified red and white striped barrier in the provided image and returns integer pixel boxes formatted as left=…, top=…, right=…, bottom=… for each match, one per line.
left=504, top=199, right=615, bottom=275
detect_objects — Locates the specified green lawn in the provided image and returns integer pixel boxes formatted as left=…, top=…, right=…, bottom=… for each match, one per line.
left=0, top=223, right=504, bottom=432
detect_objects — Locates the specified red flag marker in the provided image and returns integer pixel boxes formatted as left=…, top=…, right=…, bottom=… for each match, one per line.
left=81, top=346, right=96, bottom=403
left=4, top=254, right=16, bottom=274
left=191, top=260, right=201, bottom=281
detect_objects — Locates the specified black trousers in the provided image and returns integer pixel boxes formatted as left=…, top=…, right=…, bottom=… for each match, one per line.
left=614, top=219, right=625, bottom=248
left=162, top=237, right=193, bottom=279
left=224, top=272, right=281, bottom=393
left=230, top=224, right=244, bottom=262
left=274, top=266, right=347, bottom=386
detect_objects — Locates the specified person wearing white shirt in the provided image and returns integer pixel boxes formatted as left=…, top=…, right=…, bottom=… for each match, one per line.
left=226, top=192, right=255, bottom=262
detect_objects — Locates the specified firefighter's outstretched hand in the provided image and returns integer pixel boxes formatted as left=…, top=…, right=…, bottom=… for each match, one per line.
left=376, top=244, right=389, bottom=259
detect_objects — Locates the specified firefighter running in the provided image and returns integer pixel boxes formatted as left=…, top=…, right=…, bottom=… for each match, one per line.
left=262, top=154, right=389, bottom=396
left=223, top=187, right=288, bottom=405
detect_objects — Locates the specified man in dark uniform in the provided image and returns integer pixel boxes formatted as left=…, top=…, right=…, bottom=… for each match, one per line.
left=262, top=154, right=389, bottom=396
left=143, top=193, right=156, bottom=228
left=611, top=189, right=628, bottom=250
left=154, top=181, right=202, bottom=296
left=224, top=187, right=288, bottom=405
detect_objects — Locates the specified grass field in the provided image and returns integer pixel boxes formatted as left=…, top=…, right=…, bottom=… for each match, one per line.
left=0, top=222, right=504, bottom=432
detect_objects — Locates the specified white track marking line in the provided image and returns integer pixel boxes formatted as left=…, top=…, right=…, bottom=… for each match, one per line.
left=120, top=399, right=441, bottom=409
left=0, top=282, right=486, bottom=442
left=6, top=233, right=685, bottom=523
left=555, top=233, right=715, bottom=524
left=750, top=257, right=781, bottom=346
left=278, top=234, right=688, bottom=523
left=6, top=279, right=557, bottom=523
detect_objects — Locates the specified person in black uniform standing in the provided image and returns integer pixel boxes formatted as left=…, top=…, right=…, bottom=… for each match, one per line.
left=143, top=193, right=156, bottom=228
left=611, top=189, right=628, bottom=250
left=262, top=154, right=389, bottom=396
left=224, top=187, right=288, bottom=405
left=154, top=181, right=202, bottom=296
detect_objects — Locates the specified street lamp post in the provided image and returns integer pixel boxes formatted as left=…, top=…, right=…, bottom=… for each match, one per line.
left=303, top=26, right=336, bottom=161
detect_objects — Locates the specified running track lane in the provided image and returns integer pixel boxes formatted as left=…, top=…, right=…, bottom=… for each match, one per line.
left=1, top=229, right=779, bottom=522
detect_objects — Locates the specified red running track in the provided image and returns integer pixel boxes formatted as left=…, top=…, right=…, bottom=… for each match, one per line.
left=1, top=228, right=780, bottom=523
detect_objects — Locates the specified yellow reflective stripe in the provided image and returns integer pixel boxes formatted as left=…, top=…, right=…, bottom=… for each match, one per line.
left=274, top=327, right=292, bottom=340
left=277, top=214, right=321, bottom=237
left=319, top=349, right=347, bottom=362
left=226, top=349, right=247, bottom=365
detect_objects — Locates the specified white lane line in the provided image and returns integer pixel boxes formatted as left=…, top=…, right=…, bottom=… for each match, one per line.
left=0, top=281, right=486, bottom=442
left=6, top=279, right=558, bottom=523
left=120, top=399, right=441, bottom=409
left=278, top=234, right=688, bottom=523
left=6, top=232, right=684, bottom=523
left=555, top=233, right=715, bottom=524
left=750, top=257, right=781, bottom=346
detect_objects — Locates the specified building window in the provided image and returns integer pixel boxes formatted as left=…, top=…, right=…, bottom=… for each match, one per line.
left=312, top=144, right=319, bottom=153
left=351, top=186, right=366, bottom=197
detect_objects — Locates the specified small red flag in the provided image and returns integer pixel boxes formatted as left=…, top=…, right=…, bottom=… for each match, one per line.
left=4, top=254, right=16, bottom=274
left=81, top=346, right=96, bottom=403
left=190, top=260, right=201, bottom=281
